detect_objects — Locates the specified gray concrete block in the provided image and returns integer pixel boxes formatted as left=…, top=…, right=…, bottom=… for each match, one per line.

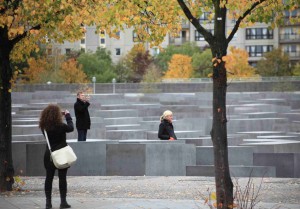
left=253, top=153, right=300, bottom=178
left=12, top=142, right=27, bottom=175
left=106, top=143, right=196, bottom=176
left=145, top=143, right=196, bottom=176
left=106, top=144, right=146, bottom=176
left=147, top=130, right=203, bottom=139
left=186, top=165, right=276, bottom=177
left=106, top=130, right=146, bottom=140
left=104, top=117, right=142, bottom=125
left=26, top=143, right=46, bottom=176
left=97, top=109, right=138, bottom=118
left=68, top=142, right=107, bottom=175
left=195, top=146, right=254, bottom=166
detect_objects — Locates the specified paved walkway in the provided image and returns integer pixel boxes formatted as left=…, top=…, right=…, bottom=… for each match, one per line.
left=1, top=176, right=299, bottom=209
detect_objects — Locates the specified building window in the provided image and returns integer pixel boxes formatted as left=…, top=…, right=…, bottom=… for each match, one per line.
left=81, top=38, right=85, bottom=44
left=280, top=27, right=299, bottom=40
left=199, top=12, right=214, bottom=23
left=65, top=48, right=71, bottom=55
left=246, top=28, right=273, bottom=40
left=195, top=30, right=214, bottom=41
left=115, top=31, right=120, bottom=38
left=284, top=10, right=298, bottom=18
left=100, top=38, right=105, bottom=44
left=246, top=45, right=273, bottom=57
left=115, top=48, right=121, bottom=55
left=133, top=32, right=140, bottom=42
left=80, top=47, right=85, bottom=53
left=283, top=44, right=298, bottom=57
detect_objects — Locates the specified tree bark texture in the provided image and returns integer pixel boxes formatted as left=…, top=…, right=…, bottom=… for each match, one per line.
left=0, top=26, right=14, bottom=192
left=211, top=59, right=233, bottom=208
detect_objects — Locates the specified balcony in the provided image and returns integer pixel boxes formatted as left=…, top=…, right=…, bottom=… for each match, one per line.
left=285, top=51, right=300, bottom=60
left=279, top=33, right=300, bottom=43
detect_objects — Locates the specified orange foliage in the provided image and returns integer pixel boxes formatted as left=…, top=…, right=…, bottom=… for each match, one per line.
left=58, top=58, right=88, bottom=83
left=22, top=57, right=50, bottom=83
left=164, top=54, right=193, bottom=79
left=223, top=47, right=257, bottom=78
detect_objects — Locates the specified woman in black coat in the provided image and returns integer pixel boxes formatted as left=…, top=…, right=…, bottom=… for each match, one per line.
left=39, top=104, right=74, bottom=209
left=158, top=110, right=177, bottom=140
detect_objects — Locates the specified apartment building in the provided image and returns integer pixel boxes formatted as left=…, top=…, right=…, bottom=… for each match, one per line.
left=48, top=10, right=300, bottom=66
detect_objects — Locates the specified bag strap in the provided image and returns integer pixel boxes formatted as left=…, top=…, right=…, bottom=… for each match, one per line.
left=44, top=130, right=52, bottom=153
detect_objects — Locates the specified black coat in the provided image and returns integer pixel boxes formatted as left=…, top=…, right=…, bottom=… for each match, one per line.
left=43, top=113, right=74, bottom=168
left=158, top=119, right=177, bottom=140
left=74, top=98, right=91, bottom=130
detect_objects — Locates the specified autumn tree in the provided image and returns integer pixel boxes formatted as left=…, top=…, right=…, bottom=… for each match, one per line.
left=0, top=0, right=107, bottom=191
left=164, top=54, right=193, bottom=79
left=0, top=0, right=180, bottom=191
left=292, top=63, right=300, bottom=76
left=123, top=43, right=153, bottom=82
left=256, top=48, right=291, bottom=76
left=21, top=57, right=51, bottom=84
left=77, top=48, right=116, bottom=83
left=114, top=57, right=131, bottom=82
left=223, top=47, right=258, bottom=78
left=1, top=2, right=299, bottom=208
left=57, top=58, right=89, bottom=83
left=173, top=1, right=299, bottom=208
left=155, top=42, right=201, bottom=72
left=192, top=48, right=213, bottom=78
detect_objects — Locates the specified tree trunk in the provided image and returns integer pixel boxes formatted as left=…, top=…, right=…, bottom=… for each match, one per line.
left=0, top=27, right=14, bottom=192
left=211, top=56, right=233, bottom=208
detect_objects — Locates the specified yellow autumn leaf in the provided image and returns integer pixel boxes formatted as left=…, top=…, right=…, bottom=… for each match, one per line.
left=6, top=15, right=14, bottom=25
left=210, top=192, right=216, bottom=200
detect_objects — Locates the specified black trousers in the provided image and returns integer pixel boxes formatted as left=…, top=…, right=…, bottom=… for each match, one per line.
left=77, top=129, right=87, bottom=141
left=44, top=149, right=68, bottom=199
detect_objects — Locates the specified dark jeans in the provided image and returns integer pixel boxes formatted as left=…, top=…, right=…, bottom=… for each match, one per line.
left=77, top=129, right=87, bottom=141
left=44, top=150, right=68, bottom=198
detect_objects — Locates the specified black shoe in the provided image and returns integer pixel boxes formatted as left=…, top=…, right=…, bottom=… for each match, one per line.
left=60, top=202, right=71, bottom=208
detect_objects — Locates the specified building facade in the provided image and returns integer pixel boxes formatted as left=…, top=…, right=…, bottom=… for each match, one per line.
left=48, top=10, right=300, bottom=66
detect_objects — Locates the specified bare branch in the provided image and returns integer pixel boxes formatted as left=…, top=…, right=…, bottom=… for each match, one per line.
left=177, top=0, right=214, bottom=45
left=227, top=0, right=266, bottom=43
left=10, top=24, right=41, bottom=47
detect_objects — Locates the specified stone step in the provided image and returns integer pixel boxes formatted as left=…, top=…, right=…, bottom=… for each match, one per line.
left=195, top=146, right=254, bottom=166
left=185, top=134, right=248, bottom=146
left=254, top=152, right=300, bottom=178
left=101, top=103, right=160, bottom=110
left=186, top=165, right=276, bottom=177
left=227, top=118, right=289, bottom=133
left=12, top=134, right=45, bottom=142
left=105, top=129, right=146, bottom=140
left=147, top=130, right=203, bottom=139
left=240, top=140, right=300, bottom=153
left=97, top=109, right=138, bottom=118
left=104, top=117, right=142, bottom=125
left=105, top=124, right=141, bottom=130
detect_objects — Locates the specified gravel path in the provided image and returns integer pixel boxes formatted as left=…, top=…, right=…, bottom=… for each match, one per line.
left=2, top=176, right=299, bottom=205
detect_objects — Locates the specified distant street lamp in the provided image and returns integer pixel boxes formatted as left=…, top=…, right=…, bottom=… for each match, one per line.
left=112, top=78, right=116, bottom=94
left=47, top=81, right=51, bottom=85
left=92, top=76, right=96, bottom=94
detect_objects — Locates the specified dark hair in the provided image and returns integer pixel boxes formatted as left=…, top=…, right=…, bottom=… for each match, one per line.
left=39, top=104, right=63, bottom=131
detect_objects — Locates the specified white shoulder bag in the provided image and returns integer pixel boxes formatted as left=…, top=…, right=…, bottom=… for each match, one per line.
left=44, top=130, right=77, bottom=169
